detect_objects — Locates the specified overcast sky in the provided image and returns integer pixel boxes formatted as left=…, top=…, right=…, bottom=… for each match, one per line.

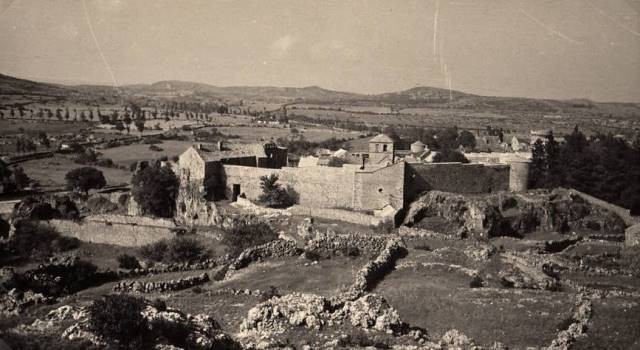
left=0, top=0, right=638, bottom=102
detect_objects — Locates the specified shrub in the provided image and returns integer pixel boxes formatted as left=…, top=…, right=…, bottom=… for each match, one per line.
left=88, top=295, right=152, bottom=349
left=221, top=215, right=278, bottom=256
left=257, top=174, right=296, bottom=208
left=259, top=285, right=281, bottom=302
left=54, top=195, right=79, bottom=219
left=338, top=329, right=390, bottom=349
left=339, top=246, right=360, bottom=257
left=96, top=158, right=115, bottom=168
left=117, top=254, right=140, bottom=269
left=5, top=221, right=79, bottom=261
left=167, top=237, right=207, bottom=263
left=139, top=237, right=207, bottom=264
left=86, top=196, right=119, bottom=214
left=139, top=240, right=168, bottom=262
left=469, top=275, right=483, bottom=288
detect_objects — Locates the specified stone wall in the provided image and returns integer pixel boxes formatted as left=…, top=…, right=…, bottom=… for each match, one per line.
left=45, top=215, right=178, bottom=247
left=354, top=162, right=405, bottom=211
left=222, top=165, right=357, bottom=209
left=626, top=224, right=640, bottom=247
left=405, top=162, right=510, bottom=200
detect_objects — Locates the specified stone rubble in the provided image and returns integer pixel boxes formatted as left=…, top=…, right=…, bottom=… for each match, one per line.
left=113, top=273, right=209, bottom=293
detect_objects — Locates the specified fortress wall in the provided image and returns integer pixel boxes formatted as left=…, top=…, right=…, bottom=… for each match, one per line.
left=405, top=162, right=510, bottom=200
left=222, top=165, right=356, bottom=209
left=355, top=162, right=405, bottom=211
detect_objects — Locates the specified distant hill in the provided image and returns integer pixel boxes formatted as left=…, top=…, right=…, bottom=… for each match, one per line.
left=0, top=74, right=74, bottom=96
left=1, top=73, right=639, bottom=116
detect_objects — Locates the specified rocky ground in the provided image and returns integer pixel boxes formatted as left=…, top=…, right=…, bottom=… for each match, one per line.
left=1, top=189, right=639, bottom=349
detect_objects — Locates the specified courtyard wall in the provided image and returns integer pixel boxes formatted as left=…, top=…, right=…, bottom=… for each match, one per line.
left=405, top=162, right=510, bottom=200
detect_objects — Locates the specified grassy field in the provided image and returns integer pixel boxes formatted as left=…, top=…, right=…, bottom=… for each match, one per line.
left=98, top=140, right=196, bottom=165
left=20, top=154, right=131, bottom=190
left=217, top=125, right=362, bottom=143
left=0, top=119, right=90, bottom=136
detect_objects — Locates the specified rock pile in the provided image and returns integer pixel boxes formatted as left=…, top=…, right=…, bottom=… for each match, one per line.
left=0, top=288, right=53, bottom=316
left=240, top=293, right=405, bottom=336
left=113, top=273, right=209, bottom=293
left=548, top=295, right=593, bottom=349
left=17, top=302, right=240, bottom=349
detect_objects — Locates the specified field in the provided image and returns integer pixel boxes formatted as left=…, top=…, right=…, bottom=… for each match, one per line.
left=98, top=140, right=197, bottom=165
left=218, top=125, right=363, bottom=143
left=19, top=154, right=131, bottom=190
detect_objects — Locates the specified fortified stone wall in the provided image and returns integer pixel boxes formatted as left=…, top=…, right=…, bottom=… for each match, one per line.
left=45, top=215, right=178, bottom=247
left=222, top=165, right=356, bottom=209
left=405, top=162, right=510, bottom=200
left=355, top=162, right=405, bottom=211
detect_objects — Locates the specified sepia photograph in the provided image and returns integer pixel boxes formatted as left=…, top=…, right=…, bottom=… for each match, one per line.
left=0, top=0, right=639, bottom=349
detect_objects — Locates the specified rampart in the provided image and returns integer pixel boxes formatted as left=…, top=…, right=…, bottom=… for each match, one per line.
left=405, top=162, right=510, bottom=200
left=44, top=214, right=179, bottom=247
left=222, top=162, right=405, bottom=212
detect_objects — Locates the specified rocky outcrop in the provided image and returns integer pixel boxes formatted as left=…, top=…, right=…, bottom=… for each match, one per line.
left=403, top=189, right=627, bottom=238
left=175, top=181, right=222, bottom=227
left=113, top=273, right=209, bottom=293
left=17, top=303, right=241, bottom=349
left=240, top=293, right=404, bottom=336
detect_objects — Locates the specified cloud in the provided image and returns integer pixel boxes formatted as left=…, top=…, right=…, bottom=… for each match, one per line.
left=270, top=35, right=295, bottom=59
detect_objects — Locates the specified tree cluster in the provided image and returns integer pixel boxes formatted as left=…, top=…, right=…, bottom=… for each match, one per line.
left=530, top=127, right=640, bottom=213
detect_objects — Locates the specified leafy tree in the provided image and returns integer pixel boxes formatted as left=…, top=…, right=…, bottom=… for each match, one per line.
left=134, top=119, right=145, bottom=134
left=457, top=130, right=476, bottom=149
left=131, top=165, right=178, bottom=217
left=434, top=149, right=469, bottom=163
left=64, top=108, right=70, bottom=121
left=38, top=131, right=50, bottom=148
left=65, top=167, right=106, bottom=194
left=222, top=215, right=277, bottom=256
left=257, top=174, right=296, bottom=208
left=88, top=295, right=152, bottom=349
left=114, top=121, right=125, bottom=132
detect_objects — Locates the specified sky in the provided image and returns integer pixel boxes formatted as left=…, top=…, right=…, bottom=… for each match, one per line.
left=0, top=0, right=639, bottom=102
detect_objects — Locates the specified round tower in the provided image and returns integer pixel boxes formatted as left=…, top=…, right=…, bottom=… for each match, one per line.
left=410, top=140, right=426, bottom=153
left=508, top=159, right=530, bottom=192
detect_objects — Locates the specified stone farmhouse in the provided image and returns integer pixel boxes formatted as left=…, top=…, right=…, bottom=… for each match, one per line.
left=177, top=135, right=530, bottom=227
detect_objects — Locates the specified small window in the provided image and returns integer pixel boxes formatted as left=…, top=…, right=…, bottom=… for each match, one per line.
left=383, top=144, right=388, bottom=152
left=378, top=188, right=383, bottom=193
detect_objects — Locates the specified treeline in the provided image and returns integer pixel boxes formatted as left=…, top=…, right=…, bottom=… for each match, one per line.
left=530, top=127, right=640, bottom=213
left=275, top=136, right=352, bottom=156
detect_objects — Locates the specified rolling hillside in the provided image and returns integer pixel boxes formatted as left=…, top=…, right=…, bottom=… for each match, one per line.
left=1, top=73, right=639, bottom=117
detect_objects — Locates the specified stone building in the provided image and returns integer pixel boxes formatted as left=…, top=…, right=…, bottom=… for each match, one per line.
left=176, top=137, right=531, bottom=227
